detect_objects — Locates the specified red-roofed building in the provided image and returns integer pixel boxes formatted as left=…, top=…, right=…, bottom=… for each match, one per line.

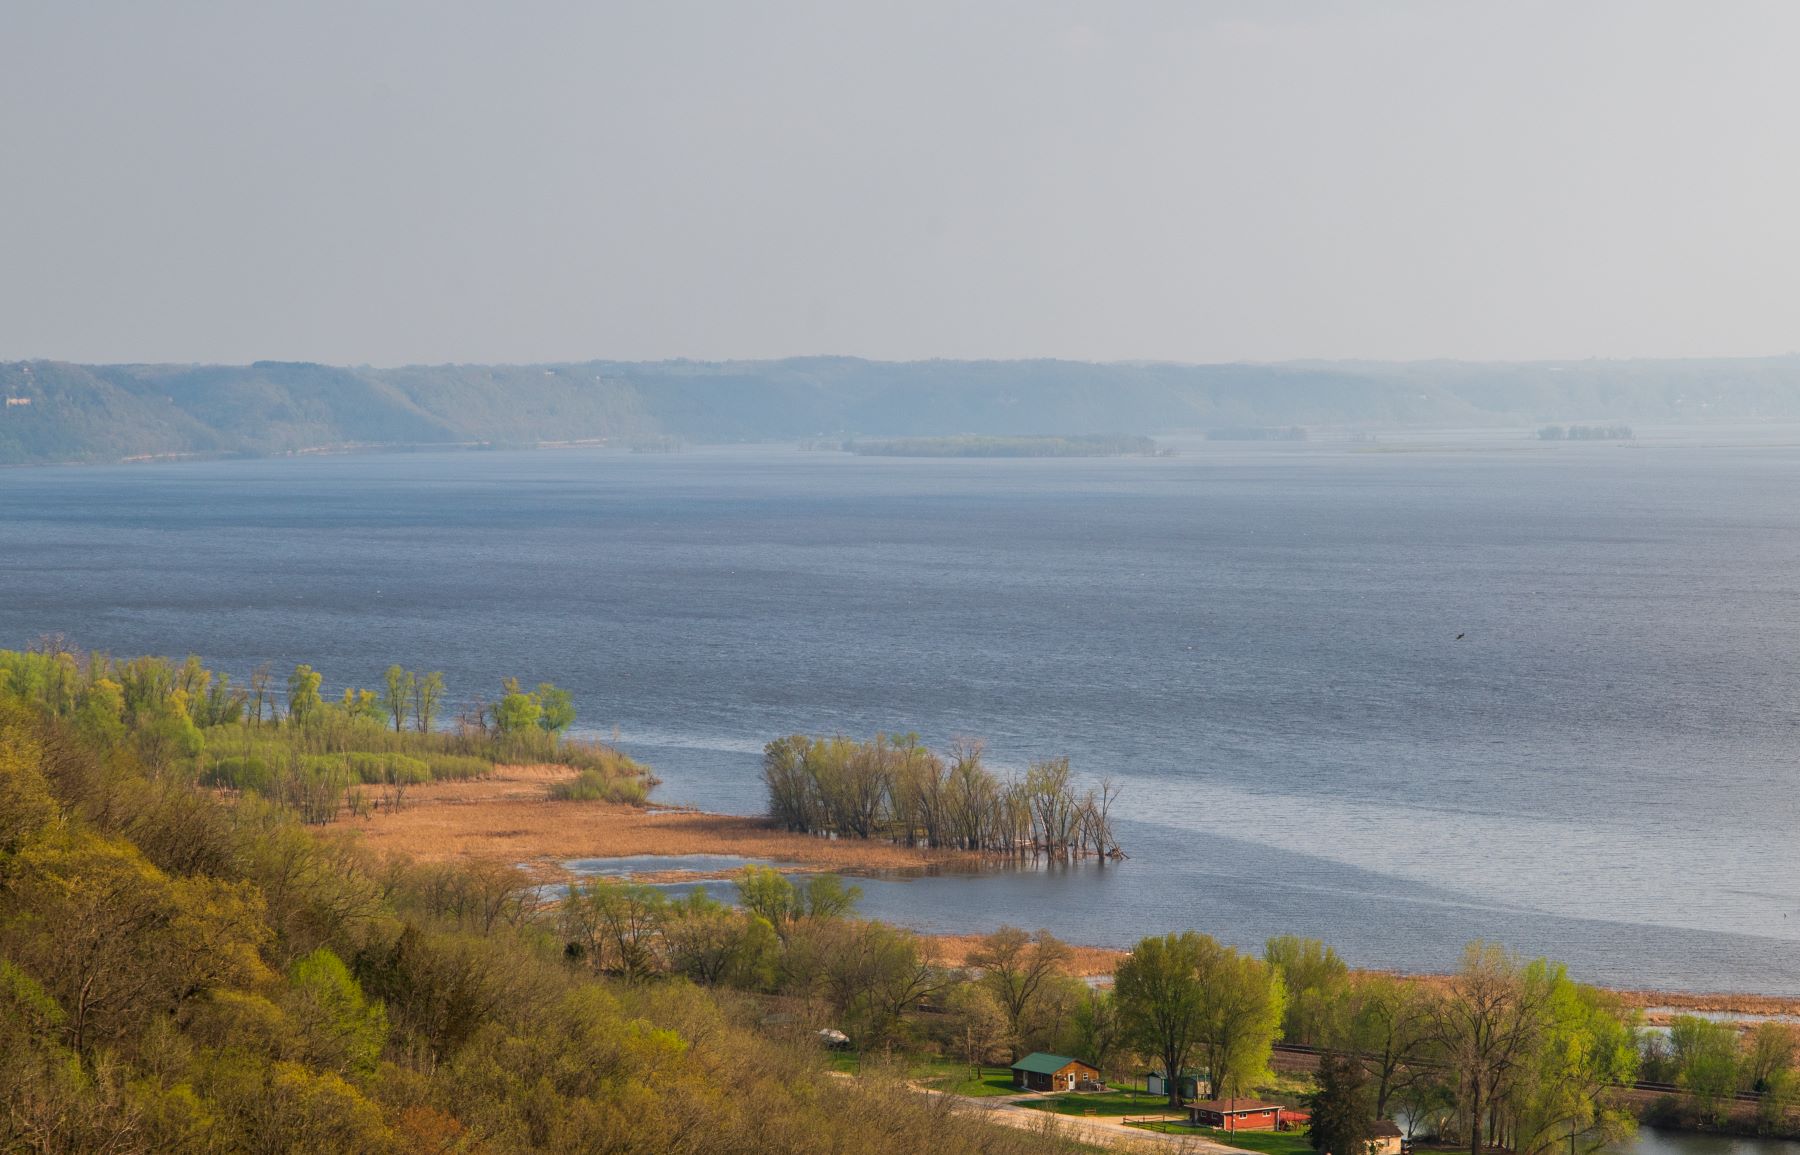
left=1187, top=1099, right=1286, bottom=1131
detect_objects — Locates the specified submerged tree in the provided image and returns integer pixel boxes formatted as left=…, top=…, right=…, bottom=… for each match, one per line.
left=760, top=732, right=1118, bottom=858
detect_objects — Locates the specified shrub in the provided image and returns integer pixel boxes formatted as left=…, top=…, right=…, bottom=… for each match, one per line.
left=347, top=753, right=431, bottom=786
left=203, top=756, right=272, bottom=793
left=549, top=769, right=648, bottom=805
left=422, top=754, right=489, bottom=782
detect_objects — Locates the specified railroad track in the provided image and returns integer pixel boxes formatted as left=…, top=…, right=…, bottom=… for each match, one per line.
left=1271, top=1043, right=1765, bottom=1102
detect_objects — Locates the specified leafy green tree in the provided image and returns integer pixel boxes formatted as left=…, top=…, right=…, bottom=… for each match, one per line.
left=1198, top=944, right=1286, bottom=1099
left=663, top=890, right=778, bottom=988
left=763, top=735, right=820, bottom=832
left=1670, top=1014, right=1740, bottom=1124
left=1068, top=986, right=1125, bottom=1075
left=226, top=1059, right=396, bottom=1153
left=5, top=829, right=270, bottom=1053
left=199, top=670, right=246, bottom=727
left=801, top=873, right=862, bottom=921
left=736, top=865, right=799, bottom=931
left=535, top=682, right=576, bottom=734
left=340, top=687, right=382, bottom=722
left=491, top=678, right=541, bottom=735
left=287, top=664, right=324, bottom=726
left=382, top=666, right=415, bottom=733
left=175, top=653, right=210, bottom=699
left=285, top=947, right=389, bottom=1077
left=1116, top=932, right=1211, bottom=1108
left=947, top=981, right=1012, bottom=1066
left=733, top=867, right=860, bottom=939
left=131, top=698, right=205, bottom=771
left=1267, top=934, right=1349, bottom=1048
left=1503, top=966, right=1637, bottom=1155
left=72, top=677, right=127, bottom=746
left=1759, top=1068, right=1798, bottom=1134
left=1309, top=1051, right=1376, bottom=1155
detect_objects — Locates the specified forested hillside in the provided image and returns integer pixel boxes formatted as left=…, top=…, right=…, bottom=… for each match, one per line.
left=17, top=646, right=1800, bottom=1151
left=8, top=354, right=1800, bottom=465
left=0, top=649, right=1101, bottom=1154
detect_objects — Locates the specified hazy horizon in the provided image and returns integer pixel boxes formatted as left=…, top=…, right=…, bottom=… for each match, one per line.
left=17, top=350, right=1800, bottom=373
left=7, top=1, right=1800, bottom=367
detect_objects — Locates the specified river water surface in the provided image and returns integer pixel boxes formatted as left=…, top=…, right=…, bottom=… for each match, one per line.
left=5, top=432, right=1800, bottom=991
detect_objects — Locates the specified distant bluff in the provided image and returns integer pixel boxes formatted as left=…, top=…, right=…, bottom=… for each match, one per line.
left=5, top=354, right=1800, bottom=465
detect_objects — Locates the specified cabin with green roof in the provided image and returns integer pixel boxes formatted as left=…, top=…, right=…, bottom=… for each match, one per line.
left=1009, top=1052, right=1101, bottom=1093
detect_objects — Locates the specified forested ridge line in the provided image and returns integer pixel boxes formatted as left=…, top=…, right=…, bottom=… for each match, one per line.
left=9, top=354, right=1800, bottom=464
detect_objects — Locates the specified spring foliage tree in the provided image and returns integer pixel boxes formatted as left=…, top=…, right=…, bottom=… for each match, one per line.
left=1197, top=942, right=1287, bottom=1100
left=382, top=666, right=414, bottom=733
left=1266, top=934, right=1349, bottom=1048
left=286, top=664, right=323, bottom=725
left=1669, top=1014, right=1740, bottom=1124
left=1115, top=932, right=1211, bottom=1108
left=491, top=678, right=577, bottom=737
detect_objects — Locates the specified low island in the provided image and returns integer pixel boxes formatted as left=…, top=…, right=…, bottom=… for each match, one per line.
left=844, top=433, right=1159, bottom=457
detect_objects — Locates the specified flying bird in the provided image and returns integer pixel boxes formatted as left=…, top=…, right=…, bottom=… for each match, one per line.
left=1455, top=633, right=1465, bottom=640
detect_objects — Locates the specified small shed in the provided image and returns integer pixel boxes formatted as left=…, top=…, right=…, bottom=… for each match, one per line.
left=1010, top=1052, right=1101, bottom=1093
left=1187, top=1099, right=1286, bottom=1131
left=1368, top=1119, right=1404, bottom=1155
left=1145, top=1069, right=1202, bottom=1101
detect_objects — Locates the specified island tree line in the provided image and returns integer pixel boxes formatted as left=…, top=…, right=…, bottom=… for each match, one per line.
left=761, top=733, right=1121, bottom=859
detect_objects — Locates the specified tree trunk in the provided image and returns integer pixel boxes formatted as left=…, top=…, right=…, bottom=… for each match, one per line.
left=1469, top=1080, right=1483, bottom=1155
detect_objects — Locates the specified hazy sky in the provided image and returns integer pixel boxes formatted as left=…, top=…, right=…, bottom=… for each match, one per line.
left=4, top=1, right=1798, bottom=366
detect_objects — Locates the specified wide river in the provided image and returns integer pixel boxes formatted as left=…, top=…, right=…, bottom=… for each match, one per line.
left=5, top=431, right=1800, bottom=993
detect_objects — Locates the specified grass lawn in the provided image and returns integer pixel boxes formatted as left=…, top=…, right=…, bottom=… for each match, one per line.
left=845, top=1057, right=1017, bottom=1098
left=1019, top=1088, right=1179, bottom=1117
left=1122, top=1120, right=1315, bottom=1155
left=925, top=1067, right=1020, bottom=1097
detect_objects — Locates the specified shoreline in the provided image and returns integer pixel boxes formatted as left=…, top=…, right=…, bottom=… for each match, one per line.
left=325, top=763, right=1800, bottom=1020
left=326, top=762, right=984, bottom=880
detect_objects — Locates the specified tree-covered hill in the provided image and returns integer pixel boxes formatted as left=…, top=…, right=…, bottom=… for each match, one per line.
left=9, top=353, right=1800, bottom=465
left=0, top=650, right=1103, bottom=1154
